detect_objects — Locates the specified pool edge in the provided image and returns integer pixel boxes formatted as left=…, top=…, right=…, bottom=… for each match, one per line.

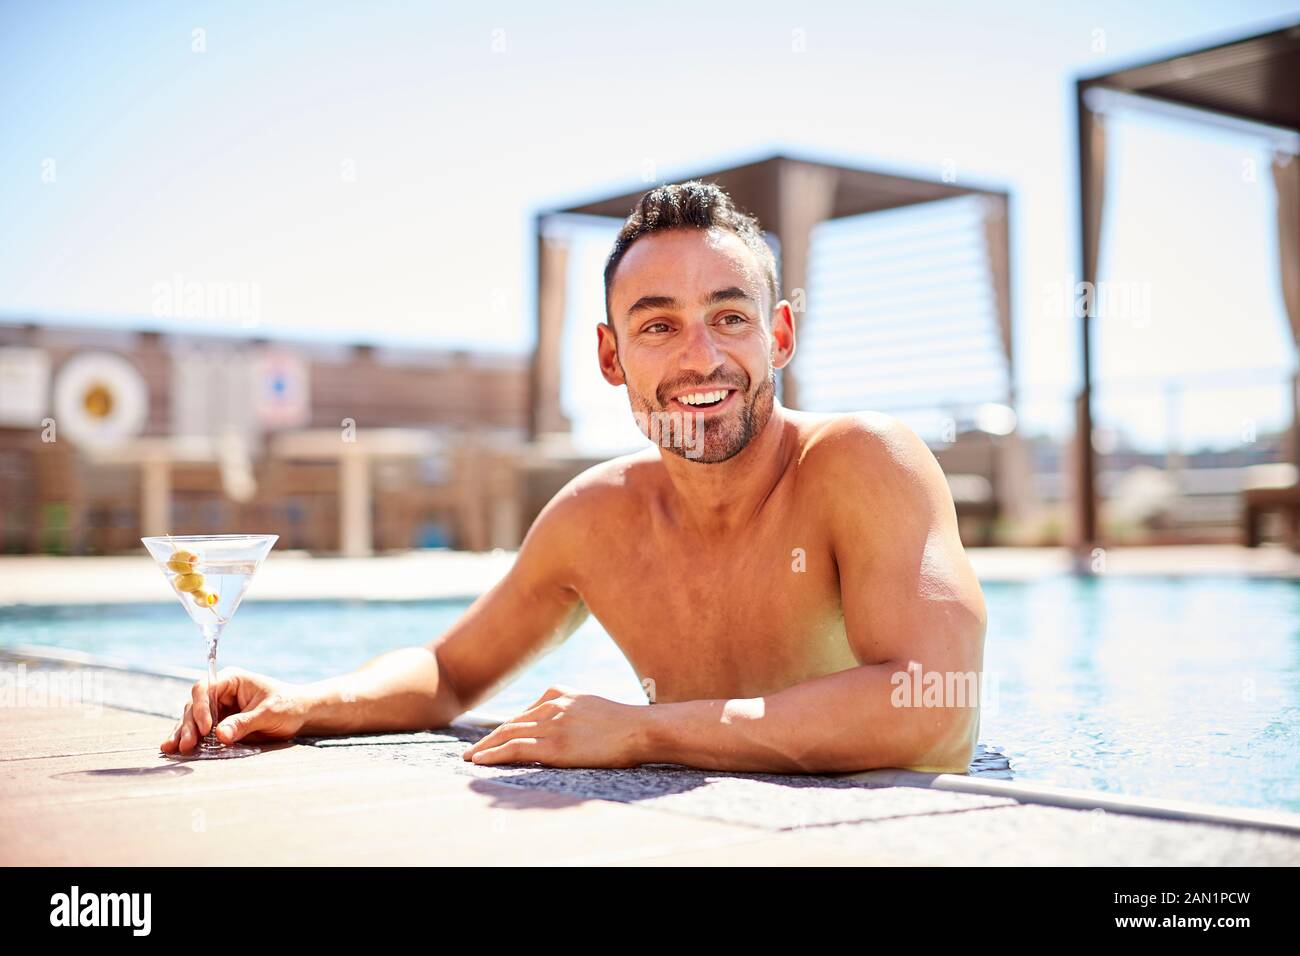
left=5, top=644, right=1299, bottom=837
left=835, top=770, right=1300, bottom=836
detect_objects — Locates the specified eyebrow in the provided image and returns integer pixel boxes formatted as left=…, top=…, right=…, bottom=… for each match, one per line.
left=625, top=286, right=757, bottom=318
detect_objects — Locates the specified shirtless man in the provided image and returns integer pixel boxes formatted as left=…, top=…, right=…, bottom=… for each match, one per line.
left=161, top=180, right=988, bottom=774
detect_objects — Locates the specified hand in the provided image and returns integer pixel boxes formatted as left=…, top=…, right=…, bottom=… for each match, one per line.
left=461, top=684, right=651, bottom=769
left=161, top=667, right=309, bottom=755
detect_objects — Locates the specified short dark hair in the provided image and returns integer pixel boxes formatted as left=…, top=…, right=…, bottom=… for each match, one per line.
left=602, top=180, right=779, bottom=328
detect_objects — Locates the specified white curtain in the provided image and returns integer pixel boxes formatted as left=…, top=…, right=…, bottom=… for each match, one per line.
left=1271, top=151, right=1300, bottom=466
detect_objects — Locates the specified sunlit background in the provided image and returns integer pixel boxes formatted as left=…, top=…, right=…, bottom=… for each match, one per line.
left=3, top=1, right=1300, bottom=553
left=3, top=1, right=1300, bottom=814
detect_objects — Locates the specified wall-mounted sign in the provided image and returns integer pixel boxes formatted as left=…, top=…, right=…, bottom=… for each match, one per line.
left=0, top=347, right=51, bottom=426
left=253, top=350, right=310, bottom=429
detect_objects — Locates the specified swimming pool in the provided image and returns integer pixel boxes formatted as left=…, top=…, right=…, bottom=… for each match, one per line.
left=2, top=574, right=1297, bottom=814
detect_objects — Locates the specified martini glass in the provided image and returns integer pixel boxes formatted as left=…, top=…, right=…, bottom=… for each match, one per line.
left=142, top=534, right=278, bottom=759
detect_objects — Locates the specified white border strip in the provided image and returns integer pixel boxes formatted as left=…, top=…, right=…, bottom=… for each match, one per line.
left=841, top=768, right=1300, bottom=836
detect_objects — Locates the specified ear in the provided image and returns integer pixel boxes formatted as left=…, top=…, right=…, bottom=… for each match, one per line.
left=596, top=322, right=626, bottom=386
left=770, top=300, right=796, bottom=371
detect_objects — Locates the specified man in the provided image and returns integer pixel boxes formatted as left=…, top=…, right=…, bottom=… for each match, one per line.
left=162, top=180, right=988, bottom=774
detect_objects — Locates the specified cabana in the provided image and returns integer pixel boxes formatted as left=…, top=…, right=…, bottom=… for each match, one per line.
left=1074, top=23, right=1300, bottom=550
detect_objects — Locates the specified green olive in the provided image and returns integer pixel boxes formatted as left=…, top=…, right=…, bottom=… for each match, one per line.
left=191, top=590, right=217, bottom=607
left=175, top=572, right=205, bottom=593
left=166, top=557, right=193, bottom=573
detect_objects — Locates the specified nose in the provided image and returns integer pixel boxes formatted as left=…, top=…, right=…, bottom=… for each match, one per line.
left=675, top=319, right=725, bottom=378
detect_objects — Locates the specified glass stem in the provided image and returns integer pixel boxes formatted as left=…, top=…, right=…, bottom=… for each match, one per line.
left=205, top=638, right=220, bottom=747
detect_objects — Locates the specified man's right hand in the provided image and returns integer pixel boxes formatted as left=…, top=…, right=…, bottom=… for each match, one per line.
left=161, top=667, right=310, bottom=755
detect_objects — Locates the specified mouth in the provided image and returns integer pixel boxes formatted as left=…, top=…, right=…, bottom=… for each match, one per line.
left=669, top=387, right=739, bottom=415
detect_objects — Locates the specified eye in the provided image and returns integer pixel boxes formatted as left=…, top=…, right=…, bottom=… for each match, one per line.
left=720, top=313, right=747, bottom=325
left=643, top=321, right=671, bottom=334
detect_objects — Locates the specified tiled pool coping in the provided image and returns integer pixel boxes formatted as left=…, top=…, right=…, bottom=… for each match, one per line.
left=3, top=646, right=1299, bottom=865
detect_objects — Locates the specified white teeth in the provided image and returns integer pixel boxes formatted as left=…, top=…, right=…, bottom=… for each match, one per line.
left=679, top=390, right=728, bottom=406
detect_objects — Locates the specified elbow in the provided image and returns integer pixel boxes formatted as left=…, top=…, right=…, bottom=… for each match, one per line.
left=427, top=647, right=471, bottom=729
left=785, top=712, right=974, bottom=777
left=905, top=703, right=978, bottom=773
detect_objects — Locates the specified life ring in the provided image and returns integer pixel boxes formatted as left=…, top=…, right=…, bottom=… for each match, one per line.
left=52, top=351, right=149, bottom=449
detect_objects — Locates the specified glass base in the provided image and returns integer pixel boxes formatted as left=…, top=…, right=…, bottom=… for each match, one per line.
left=167, top=735, right=261, bottom=760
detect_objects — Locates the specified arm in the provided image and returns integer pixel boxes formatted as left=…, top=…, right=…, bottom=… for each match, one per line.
left=296, top=486, right=590, bottom=736
left=640, top=413, right=987, bottom=773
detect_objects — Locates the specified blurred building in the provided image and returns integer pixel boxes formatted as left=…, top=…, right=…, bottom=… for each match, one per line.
left=0, top=322, right=533, bottom=555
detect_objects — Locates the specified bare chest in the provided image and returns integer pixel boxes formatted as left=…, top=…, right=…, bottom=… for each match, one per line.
left=572, top=509, right=855, bottom=703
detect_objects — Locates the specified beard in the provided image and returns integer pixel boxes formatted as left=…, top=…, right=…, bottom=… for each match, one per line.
left=627, top=364, right=776, bottom=464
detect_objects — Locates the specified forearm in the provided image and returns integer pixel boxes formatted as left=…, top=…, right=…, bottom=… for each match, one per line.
left=640, top=661, right=977, bottom=774
left=297, top=646, right=463, bottom=735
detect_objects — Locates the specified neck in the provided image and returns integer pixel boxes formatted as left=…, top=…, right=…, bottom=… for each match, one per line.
left=656, top=400, right=794, bottom=538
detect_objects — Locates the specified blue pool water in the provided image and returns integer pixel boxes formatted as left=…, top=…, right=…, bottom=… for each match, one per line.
left=2, top=574, right=1298, bottom=814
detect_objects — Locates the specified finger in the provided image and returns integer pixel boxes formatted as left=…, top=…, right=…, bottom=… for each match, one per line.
left=160, top=721, right=181, bottom=753
left=162, top=714, right=183, bottom=749
left=214, top=670, right=250, bottom=710
left=525, top=685, right=573, bottom=710
left=215, top=702, right=271, bottom=745
left=178, top=704, right=197, bottom=753
left=490, top=700, right=561, bottom=737
left=190, top=681, right=214, bottom=736
left=462, top=721, right=539, bottom=760
left=462, top=720, right=538, bottom=759
left=517, top=698, right=562, bottom=720
left=192, top=672, right=255, bottom=733
left=194, top=672, right=249, bottom=729
left=470, top=737, right=541, bottom=766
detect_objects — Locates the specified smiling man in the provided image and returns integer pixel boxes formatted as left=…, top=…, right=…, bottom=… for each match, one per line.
left=162, top=180, right=988, bottom=774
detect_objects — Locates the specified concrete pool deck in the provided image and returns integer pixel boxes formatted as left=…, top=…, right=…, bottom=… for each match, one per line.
left=3, top=649, right=1299, bottom=866
left=3, top=544, right=1300, bottom=608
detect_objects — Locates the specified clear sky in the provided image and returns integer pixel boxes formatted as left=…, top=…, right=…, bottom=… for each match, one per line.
left=2, top=0, right=1298, bottom=449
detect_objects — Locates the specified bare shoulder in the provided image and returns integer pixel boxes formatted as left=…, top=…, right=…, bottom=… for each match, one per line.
left=792, top=409, right=980, bottom=612
left=507, top=447, right=658, bottom=597
left=793, top=410, right=948, bottom=502
left=525, top=447, right=660, bottom=544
